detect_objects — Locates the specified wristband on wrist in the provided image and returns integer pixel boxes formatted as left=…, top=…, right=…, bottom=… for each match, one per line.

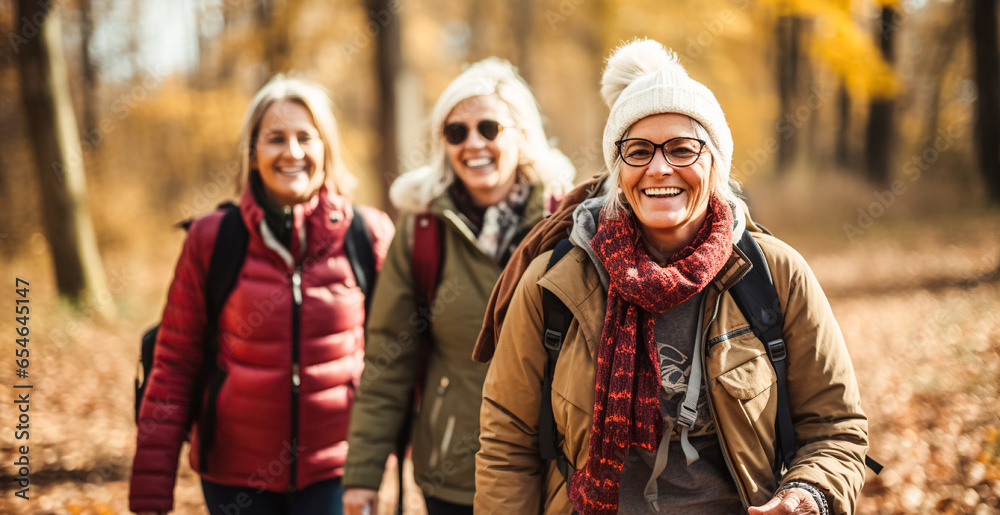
left=778, top=481, right=829, bottom=515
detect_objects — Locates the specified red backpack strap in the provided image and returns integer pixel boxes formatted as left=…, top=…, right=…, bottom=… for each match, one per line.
left=545, top=191, right=563, bottom=216
left=397, top=212, right=442, bottom=498
left=411, top=212, right=442, bottom=307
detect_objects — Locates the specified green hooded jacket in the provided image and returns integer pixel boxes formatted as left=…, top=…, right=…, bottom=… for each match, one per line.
left=343, top=185, right=551, bottom=504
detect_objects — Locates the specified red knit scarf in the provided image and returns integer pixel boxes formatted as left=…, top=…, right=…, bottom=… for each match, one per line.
left=567, top=194, right=734, bottom=514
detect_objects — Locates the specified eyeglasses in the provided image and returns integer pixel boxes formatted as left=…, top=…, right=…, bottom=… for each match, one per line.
left=616, top=137, right=707, bottom=167
left=443, top=120, right=511, bottom=145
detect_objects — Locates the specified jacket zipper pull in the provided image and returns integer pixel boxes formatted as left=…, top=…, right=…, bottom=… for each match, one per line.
left=437, top=376, right=450, bottom=395
left=292, top=363, right=301, bottom=388
left=291, top=269, right=302, bottom=305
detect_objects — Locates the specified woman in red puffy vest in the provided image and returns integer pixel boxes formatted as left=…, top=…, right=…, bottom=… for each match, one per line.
left=129, top=76, right=394, bottom=515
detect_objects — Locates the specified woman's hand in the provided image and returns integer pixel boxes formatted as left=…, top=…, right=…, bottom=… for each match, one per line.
left=748, top=487, right=820, bottom=515
left=343, top=488, right=379, bottom=515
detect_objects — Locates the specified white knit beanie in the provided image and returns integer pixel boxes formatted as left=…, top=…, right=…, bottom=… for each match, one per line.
left=601, top=39, right=733, bottom=177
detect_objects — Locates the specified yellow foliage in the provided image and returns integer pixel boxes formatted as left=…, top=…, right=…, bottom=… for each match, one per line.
left=130, top=78, right=250, bottom=143
left=763, top=0, right=900, bottom=99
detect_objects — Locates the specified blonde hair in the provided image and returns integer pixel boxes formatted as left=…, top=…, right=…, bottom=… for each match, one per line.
left=236, top=75, right=355, bottom=196
left=389, top=58, right=575, bottom=212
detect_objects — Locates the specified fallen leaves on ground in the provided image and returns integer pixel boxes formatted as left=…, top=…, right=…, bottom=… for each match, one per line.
left=1, top=208, right=998, bottom=514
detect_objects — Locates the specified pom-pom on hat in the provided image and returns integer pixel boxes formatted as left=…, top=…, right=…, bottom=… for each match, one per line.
left=601, top=39, right=733, bottom=177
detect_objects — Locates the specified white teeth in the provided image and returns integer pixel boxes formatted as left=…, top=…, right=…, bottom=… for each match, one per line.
left=644, top=187, right=682, bottom=197
left=465, top=157, right=493, bottom=168
left=278, top=166, right=306, bottom=174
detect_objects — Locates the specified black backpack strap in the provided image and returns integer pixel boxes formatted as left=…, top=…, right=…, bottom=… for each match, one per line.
left=203, top=203, right=248, bottom=324
left=539, top=238, right=576, bottom=482
left=731, top=230, right=796, bottom=477
left=198, top=202, right=250, bottom=472
left=344, top=205, right=377, bottom=321
left=732, top=230, right=883, bottom=476
left=135, top=325, right=159, bottom=423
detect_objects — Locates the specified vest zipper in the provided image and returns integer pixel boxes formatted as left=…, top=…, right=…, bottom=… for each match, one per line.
left=289, top=267, right=303, bottom=491
left=702, top=268, right=753, bottom=512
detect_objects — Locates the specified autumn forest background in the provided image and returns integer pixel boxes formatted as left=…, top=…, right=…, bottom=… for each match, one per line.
left=1, top=0, right=1000, bottom=513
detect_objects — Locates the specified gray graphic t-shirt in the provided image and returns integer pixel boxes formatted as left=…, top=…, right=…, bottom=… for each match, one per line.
left=653, top=290, right=715, bottom=437
left=568, top=197, right=742, bottom=513
left=617, top=290, right=743, bottom=514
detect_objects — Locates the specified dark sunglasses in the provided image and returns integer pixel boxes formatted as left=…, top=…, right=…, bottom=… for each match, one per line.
left=442, top=120, right=510, bottom=145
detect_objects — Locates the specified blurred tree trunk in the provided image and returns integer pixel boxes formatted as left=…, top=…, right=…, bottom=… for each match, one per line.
left=802, top=26, right=824, bottom=164
left=127, top=0, right=142, bottom=81
left=191, top=3, right=214, bottom=90
left=469, top=0, right=488, bottom=60
left=775, top=14, right=802, bottom=175
left=215, top=2, right=241, bottom=86
left=512, top=0, right=534, bottom=82
left=835, top=82, right=851, bottom=169
left=919, top=18, right=961, bottom=155
left=255, top=0, right=280, bottom=77
left=78, top=0, right=98, bottom=135
left=368, top=0, right=401, bottom=216
left=15, top=0, right=110, bottom=311
left=972, top=0, right=1000, bottom=203
left=256, top=0, right=304, bottom=79
left=0, top=145, right=9, bottom=260
left=865, top=6, right=896, bottom=186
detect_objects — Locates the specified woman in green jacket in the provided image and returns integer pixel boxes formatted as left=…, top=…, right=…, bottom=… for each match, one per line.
left=342, top=58, right=575, bottom=515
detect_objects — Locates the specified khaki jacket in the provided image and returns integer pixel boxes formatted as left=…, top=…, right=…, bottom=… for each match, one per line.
left=344, top=187, right=549, bottom=505
left=476, top=217, right=869, bottom=515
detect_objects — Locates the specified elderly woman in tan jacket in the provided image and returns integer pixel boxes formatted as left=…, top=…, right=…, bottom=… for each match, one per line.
left=475, top=40, right=869, bottom=515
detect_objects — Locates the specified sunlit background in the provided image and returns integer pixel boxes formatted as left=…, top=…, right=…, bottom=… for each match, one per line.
left=1, top=0, right=999, bottom=513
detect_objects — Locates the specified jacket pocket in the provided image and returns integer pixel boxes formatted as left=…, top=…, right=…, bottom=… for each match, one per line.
left=430, top=415, right=456, bottom=469
left=712, top=353, right=779, bottom=501
left=426, top=375, right=450, bottom=468
left=715, top=354, right=775, bottom=423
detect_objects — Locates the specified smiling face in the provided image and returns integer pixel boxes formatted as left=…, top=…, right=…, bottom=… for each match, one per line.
left=619, top=113, right=715, bottom=255
left=252, top=100, right=326, bottom=206
left=444, top=95, right=523, bottom=206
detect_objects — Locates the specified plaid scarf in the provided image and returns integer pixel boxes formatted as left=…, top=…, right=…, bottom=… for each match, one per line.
left=448, top=180, right=530, bottom=264
left=567, top=193, right=734, bottom=514
left=477, top=182, right=530, bottom=263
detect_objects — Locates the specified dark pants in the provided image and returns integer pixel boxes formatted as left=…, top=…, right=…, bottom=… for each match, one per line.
left=423, top=496, right=473, bottom=515
left=202, top=477, right=344, bottom=515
